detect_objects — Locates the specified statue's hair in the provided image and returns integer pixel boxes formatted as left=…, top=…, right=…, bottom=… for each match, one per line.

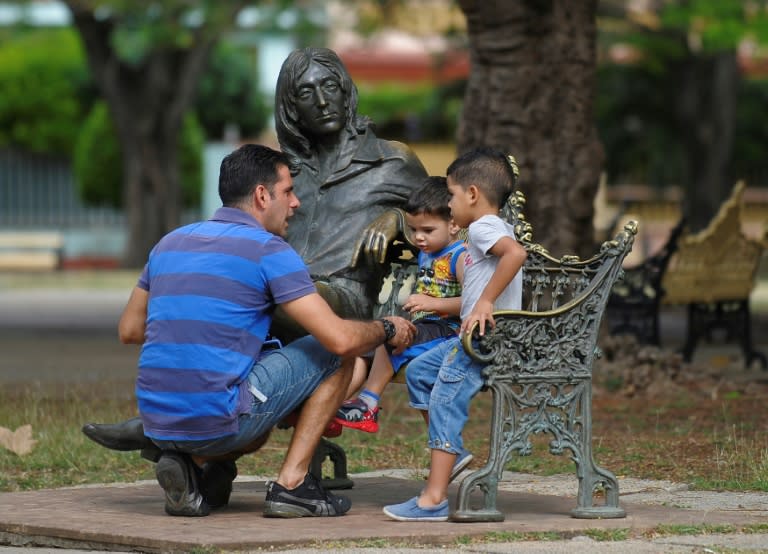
left=275, top=47, right=371, bottom=170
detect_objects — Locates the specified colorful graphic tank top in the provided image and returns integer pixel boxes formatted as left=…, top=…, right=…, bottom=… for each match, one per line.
left=411, top=239, right=466, bottom=325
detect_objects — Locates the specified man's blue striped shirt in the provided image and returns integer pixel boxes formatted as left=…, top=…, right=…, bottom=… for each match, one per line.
left=135, top=207, right=315, bottom=441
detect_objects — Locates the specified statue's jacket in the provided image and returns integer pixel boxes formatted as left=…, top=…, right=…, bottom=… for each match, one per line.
left=286, top=126, right=427, bottom=297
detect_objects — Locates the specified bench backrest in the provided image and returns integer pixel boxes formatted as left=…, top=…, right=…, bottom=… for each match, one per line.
left=661, top=181, right=768, bottom=305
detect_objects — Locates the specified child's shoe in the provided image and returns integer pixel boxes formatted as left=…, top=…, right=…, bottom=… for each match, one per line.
left=334, top=397, right=380, bottom=433
left=383, top=496, right=449, bottom=522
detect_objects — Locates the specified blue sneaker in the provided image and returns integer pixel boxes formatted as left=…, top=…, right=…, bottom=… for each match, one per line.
left=449, top=449, right=473, bottom=483
left=383, top=496, right=449, bottom=522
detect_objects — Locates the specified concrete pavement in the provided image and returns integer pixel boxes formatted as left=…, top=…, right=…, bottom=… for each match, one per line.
left=0, top=471, right=766, bottom=553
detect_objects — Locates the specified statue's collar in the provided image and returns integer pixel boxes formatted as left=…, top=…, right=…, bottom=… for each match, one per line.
left=302, top=126, right=385, bottom=185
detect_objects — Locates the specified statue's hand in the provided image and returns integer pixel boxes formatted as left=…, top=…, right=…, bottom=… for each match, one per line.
left=351, top=209, right=405, bottom=268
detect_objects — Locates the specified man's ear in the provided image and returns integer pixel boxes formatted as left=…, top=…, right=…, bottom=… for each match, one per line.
left=253, top=184, right=270, bottom=209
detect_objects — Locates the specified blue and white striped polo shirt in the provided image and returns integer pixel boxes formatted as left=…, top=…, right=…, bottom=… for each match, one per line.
left=135, top=207, right=315, bottom=441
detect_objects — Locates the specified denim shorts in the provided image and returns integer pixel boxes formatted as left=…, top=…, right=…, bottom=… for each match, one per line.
left=405, top=336, right=485, bottom=455
left=151, top=335, right=340, bottom=457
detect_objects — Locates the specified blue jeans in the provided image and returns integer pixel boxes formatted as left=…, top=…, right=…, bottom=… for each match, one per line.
left=151, top=335, right=340, bottom=457
left=405, top=336, right=485, bottom=455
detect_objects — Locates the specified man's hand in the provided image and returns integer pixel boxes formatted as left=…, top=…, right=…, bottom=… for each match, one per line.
left=383, top=315, right=416, bottom=354
left=351, top=209, right=405, bottom=268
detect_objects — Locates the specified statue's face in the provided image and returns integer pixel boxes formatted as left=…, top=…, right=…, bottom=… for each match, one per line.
left=294, top=61, right=347, bottom=138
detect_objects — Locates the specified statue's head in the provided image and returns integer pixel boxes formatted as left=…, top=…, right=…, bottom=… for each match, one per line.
left=275, top=47, right=367, bottom=166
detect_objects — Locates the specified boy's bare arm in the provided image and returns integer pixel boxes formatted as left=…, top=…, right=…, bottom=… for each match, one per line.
left=460, top=237, right=527, bottom=337
left=403, top=294, right=461, bottom=317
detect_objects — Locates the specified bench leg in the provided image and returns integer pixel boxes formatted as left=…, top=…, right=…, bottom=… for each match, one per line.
left=736, top=299, right=767, bottom=370
left=452, top=384, right=508, bottom=522
left=453, top=380, right=625, bottom=521
left=683, top=300, right=767, bottom=369
left=309, top=438, right=354, bottom=490
left=570, top=385, right=626, bottom=519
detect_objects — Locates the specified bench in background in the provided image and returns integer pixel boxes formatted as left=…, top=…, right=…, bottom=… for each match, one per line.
left=660, top=181, right=767, bottom=368
left=0, top=231, right=64, bottom=271
left=606, top=181, right=767, bottom=369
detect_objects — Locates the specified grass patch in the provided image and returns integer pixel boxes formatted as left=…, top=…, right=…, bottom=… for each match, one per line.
left=583, top=528, right=631, bottom=541
left=1, top=377, right=767, bottom=493
left=650, top=523, right=738, bottom=537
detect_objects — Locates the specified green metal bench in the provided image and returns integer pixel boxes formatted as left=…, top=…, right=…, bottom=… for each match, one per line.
left=452, top=192, right=635, bottom=521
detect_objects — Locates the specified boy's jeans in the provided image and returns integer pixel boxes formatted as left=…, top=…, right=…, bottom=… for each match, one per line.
left=405, top=336, right=485, bottom=455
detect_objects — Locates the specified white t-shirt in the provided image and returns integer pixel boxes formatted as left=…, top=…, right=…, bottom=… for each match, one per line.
left=460, top=214, right=523, bottom=321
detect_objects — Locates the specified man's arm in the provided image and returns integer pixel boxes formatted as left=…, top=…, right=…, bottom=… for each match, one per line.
left=118, top=286, right=148, bottom=344
left=460, top=237, right=527, bottom=337
left=280, top=292, right=415, bottom=356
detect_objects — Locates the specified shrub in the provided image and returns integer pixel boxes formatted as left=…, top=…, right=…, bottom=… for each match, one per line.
left=74, top=101, right=203, bottom=208
left=0, top=29, right=92, bottom=155
left=357, top=81, right=464, bottom=143
left=195, top=41, right=269, bottom=140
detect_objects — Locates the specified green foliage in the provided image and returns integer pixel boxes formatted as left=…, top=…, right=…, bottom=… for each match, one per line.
left=597, top=1, right=768, bottom=189
left=357, top=80, right=464, bottom=142
left=596, top=64, right=768, bottom=187
left=733, top=78, right=768, bottom=183
left=661, top=1, right=768, bottom=52
left=0, top=29, right=91, bottom=155
left=195, top=41, right=269, bottom=140
left=595, top=63, right=685, bottom=186
left=74, top=101, right=203, bottom=209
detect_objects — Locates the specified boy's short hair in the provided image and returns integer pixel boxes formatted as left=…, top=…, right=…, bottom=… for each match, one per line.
left=403, top=176, right=451, bottom=220
left=446, top=147, right=518, bottom=209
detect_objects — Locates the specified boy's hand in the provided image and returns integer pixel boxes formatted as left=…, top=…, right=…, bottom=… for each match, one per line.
left=402, top=293, right=434, bottom=313
left=460, top=299, right=495, bottom=337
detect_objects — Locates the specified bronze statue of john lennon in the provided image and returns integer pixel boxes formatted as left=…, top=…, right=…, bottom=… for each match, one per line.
left=271, top=46, right=427, bottom=341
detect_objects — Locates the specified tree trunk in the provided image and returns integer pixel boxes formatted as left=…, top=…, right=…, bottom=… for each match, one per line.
left=457, top=0, right=603, bottom=257
left=64, top=3, right=235, bottom=267
left=675, top=51, right=739, bottom=232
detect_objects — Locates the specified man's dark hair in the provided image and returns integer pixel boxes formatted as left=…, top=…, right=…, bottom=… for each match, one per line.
left=446, top=147, right=518, bottom=209
left=218, top=144, right=291, bottom=207
left=404, top=176, right=451, bottom=220
left=275, top=47, right=371, bottom=167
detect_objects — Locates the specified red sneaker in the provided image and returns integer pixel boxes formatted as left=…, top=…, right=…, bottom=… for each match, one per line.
left=278, top=411, right=343, bottom=438
left=323, top=419, right=343, bottom=438
left=334, top=398, right=380, bottom=433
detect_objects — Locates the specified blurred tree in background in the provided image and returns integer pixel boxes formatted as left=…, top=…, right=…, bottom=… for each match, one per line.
left=61, top=0, right=250, bottom=266
left=74, top=101, right=204, bottom=209
left=457, top=0, right=602, bottom=258
left=195, top=41, right=269, bottom=141
left=597, top=0, right=768, bottom=231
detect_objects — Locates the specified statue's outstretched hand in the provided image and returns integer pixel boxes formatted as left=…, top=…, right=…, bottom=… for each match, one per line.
left=351, top=209, right=405, bottom=268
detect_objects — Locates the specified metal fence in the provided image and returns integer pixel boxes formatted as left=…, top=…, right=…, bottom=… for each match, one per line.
left=0, top=148, right=125, bottom=229
left=0, top=148, right=200, bottom=229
